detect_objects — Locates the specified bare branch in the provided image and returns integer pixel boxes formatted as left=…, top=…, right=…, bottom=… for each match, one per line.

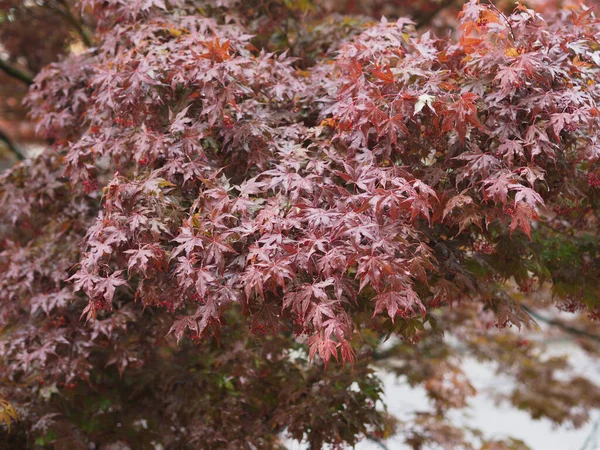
left=486, top=0, right=515, bottom=41
left=0, top=58, right=33, bottom=86
left=52, top=0, right=94, bottom=47
left=367, top=436, right=391, bottom=450
left=522, top=305, right=600, bottom=344
left=0, top=129, right=27, bottom=161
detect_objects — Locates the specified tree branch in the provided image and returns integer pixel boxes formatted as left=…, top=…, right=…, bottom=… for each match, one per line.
left=536, top=219, right=576, bottom=238
left=579, top=415, right=600, bottom=450
left=53, top=0, right=94, bottom=47
left=0, top=129, right=27, bottom=161
left=486, top=0, right=515, bottom=41
left=367, top=436, right=391, bottom=450
left=521, top=305, right=600, bottom=344
left=0, top=58, right=33, bottom=85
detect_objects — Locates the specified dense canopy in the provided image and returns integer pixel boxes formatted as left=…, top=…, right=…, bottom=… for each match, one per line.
left=0, top=0, right=599, bottom=448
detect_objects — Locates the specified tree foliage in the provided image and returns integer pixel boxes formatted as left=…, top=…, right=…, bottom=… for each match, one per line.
left=0, top=0, right=600, bottom=448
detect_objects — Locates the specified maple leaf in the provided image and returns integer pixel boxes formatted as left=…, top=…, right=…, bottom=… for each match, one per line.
left=432, top=279, right=461, bottom=305
left=443, top=192, right=474, bottom=220
left=455, top=209, right=483, bottom=234
left=356, top=253, right=395, bottom=293
left=195, top=266, right=217, bottom=299
left=69, top=265, right=101, bottom=295
left=483, top=171, right=518, bottom=204
left=442, top=93, right=482, bottom=143
left=518, top=165, right=546, bottom=187
left=30, top=289, right=72, bottom=316
left=548, top=112, right=579, bottom=140
left=308, top=333, right=339, bottom=368
left=204, top=235, right=237, bottom=268
left=496, top=140, right=524, bottom=165
left=306, top=300, right=338, bottom=329
left=97, top=271, right=128, bottom=304
left=0, top=399, right=19, bottom=433
left=494, top=66, right=523, bottom=94
left=414, top=94, right=435, bottom=115
left=241, top=265, right=265, bottom=300
left=172, top=223, right=206, bottom=258
left=199, top=37, right=231, bottom=62
left=373, top=288, right=425, bottom=323
left=371, top=65, right=394, bottom=84
left=169, top=315, right=199, bottom=344
left=509, top=202, right=539, bottom=238
left=513, top=185, right=544, bottom=208
left=124, top=245, right=158, bottom=276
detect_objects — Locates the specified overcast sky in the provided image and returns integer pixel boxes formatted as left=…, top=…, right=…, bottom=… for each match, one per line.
left=286, top=337, right=600, bottom=450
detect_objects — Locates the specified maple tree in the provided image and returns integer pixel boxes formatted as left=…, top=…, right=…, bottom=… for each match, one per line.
left=1, top=0, right=600, bottom=448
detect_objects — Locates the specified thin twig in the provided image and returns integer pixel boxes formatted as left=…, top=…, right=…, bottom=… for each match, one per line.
left=367, top=436, right=391, bottom=450
left=0, top=58, right=33, bottom=85
left=579, top=414, right=600, bottom=450
left=0, top=129, right=27, bottom=161
left=486, top=0, right=516, bottom=41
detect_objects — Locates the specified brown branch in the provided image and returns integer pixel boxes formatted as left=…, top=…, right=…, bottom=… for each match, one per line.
left=1, top=2, right=92, bottom=86
left=521, top=305, right=600, bottom=344
left=52, top=0, right=94, bottom=47
left=0, top=129, right=26, bottom=161
left=486, top=0, right=515, bottom=41
left=0, top=58, right=33, bottom=85
left=536, top=219, right=576, bottom=238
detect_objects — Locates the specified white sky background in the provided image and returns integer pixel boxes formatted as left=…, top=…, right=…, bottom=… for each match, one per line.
left=285, top=328, right=600, bottom=450
left=367, top=351, right=600, bottom=450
